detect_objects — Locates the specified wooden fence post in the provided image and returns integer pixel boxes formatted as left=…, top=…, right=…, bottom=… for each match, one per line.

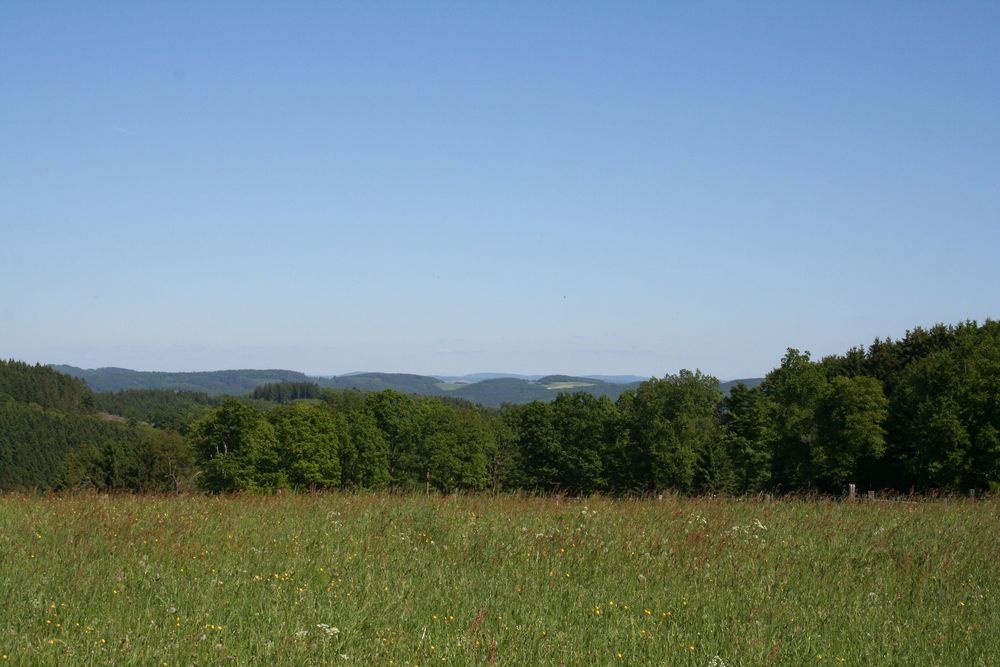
left=848, top=484, right=856, bottom=501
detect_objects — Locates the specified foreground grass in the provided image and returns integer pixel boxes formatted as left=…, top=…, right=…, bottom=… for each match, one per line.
left=0, top=493, right=996, bottom=666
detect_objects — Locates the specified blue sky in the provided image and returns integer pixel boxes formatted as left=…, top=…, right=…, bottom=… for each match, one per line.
left=2, top=2, right=998, bottom=379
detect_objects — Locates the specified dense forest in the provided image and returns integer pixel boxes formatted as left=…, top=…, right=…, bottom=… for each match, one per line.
left=3, top=320, right=998, bottom=495
left=0, top=361, right=194, bottom=491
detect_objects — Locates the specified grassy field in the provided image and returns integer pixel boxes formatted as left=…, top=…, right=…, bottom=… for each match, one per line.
left=0, top=493, right=996, bottom=666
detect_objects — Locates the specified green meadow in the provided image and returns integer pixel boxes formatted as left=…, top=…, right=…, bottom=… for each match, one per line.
left=1, top=493, right=996, bottom=666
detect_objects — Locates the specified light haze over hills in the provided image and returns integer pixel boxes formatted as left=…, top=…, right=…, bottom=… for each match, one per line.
left=51, top=365, right=763, bottom=408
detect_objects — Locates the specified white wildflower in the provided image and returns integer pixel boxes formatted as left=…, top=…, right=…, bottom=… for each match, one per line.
left=317, top=623, right=340, bottom=637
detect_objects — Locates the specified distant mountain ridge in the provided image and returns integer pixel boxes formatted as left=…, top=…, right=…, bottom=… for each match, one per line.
left=51, top=366, right=310, bottom=395
left=52, top=365, right=763, bottom=407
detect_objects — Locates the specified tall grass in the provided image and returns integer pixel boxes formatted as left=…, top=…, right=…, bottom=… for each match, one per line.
left=0, top=493, right=996, bottom=665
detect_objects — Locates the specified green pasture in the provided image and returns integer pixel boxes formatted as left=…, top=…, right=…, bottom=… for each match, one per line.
left=0, top=493, right=996, bottom=665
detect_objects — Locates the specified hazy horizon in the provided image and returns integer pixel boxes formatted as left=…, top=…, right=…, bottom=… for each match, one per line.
left=3, top=3, right=997, bottom=380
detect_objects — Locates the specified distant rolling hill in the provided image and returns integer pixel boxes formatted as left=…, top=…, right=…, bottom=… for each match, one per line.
left=51, top=366, right=311, bottom=395
left=52, top=365, right=762, bottom=407
left=447, top=376, right=642, bottom=407
left=719, top=378, right=765, bottom=393
left=317, top=373, right=446, bottom=396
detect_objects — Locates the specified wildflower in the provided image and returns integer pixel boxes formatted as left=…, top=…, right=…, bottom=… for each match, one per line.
left=317, top=623, right=340, bottom=637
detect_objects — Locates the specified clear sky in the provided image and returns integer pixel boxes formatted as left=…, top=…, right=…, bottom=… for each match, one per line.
left=2, top=2, right=998, bottom=379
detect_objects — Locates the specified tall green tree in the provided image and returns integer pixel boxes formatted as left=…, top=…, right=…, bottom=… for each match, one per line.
left=814, top=376, right=888, bottom=491
left=721, top=384, right=774, bottom=493
left=762, top=350, right=828, bottom=490
left=188, top=399, right=279, bottom=492
left=267, top=403, right=341, bottom=490
left=365, top=390, right=422, bottom=487
left=417, top=400, right=493, bottom=492
left=337, top=410, right=391, bottom=490
left=505, top=401, right=563, bottom=491
left=549, top=393, right=617, bottom=493
left=889, top=324, right=1000, bottom=492
left=618, top=370, right=724, bottom=493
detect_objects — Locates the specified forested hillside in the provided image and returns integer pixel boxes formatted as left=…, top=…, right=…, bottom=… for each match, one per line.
left=1, top=360, right=93, bottom=412
left=93, top=389, right=222, bottom=434
left=53, top=366, right=311, bottom=394
left=53, top=366, right=657, bottom=406
left=0, top=361, right=195, bottom=491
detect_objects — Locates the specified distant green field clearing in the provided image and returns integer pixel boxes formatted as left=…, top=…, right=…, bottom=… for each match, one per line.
left=434, top=382, right=467, bottom=391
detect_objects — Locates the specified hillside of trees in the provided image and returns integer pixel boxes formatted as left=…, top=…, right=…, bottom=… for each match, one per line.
left=1, top=361, right=196, bottom=491
left=6, top=320, right=998, bottom=495
left=53, top=366, right=654, bottom=407
left=52, top=366, right=312, bottom=394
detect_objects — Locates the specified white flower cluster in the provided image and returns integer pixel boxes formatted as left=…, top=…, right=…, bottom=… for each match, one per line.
left=317, top=623, right=340, bottom=637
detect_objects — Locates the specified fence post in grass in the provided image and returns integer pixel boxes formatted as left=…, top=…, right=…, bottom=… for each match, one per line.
left=848, top=483, right=856, bottom=501
left=867, top=490, right=875, bottom=500
left=426, top=470, right=430, bottom=495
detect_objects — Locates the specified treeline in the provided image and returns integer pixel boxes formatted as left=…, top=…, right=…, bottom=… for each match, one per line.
left=186, top=320, right=998, bottom=494
left=0, top=360, right=93, bottom=412
left=2, top=320, right=997, bottom=495
left=251, top=382, right=323, bottom=403
left=93, top=389, right=221, bottom=434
